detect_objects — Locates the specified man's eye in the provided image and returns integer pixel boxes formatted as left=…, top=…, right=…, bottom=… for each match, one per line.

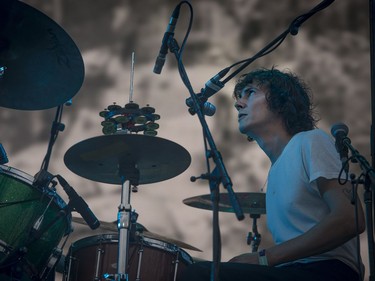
left=244, top=89, right=255, bottom=97
left=237, top=88, right=255, bottom=100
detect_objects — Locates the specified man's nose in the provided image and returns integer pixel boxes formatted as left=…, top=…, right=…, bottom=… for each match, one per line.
left=235, top=100, right=244, bottom=111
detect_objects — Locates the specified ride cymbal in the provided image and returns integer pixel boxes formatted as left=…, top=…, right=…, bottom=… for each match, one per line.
left=64, top=134, right=191, bottom=185
left=183, top=192, right=266, bottom=215
left=0, top=0, right=84, bottom=110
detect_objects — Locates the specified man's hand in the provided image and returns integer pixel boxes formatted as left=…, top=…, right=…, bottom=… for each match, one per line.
left=228, top=252, right=260, bottom=264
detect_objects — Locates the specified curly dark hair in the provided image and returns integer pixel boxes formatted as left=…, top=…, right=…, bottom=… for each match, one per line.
left=233, top=68, right=317, bottom=135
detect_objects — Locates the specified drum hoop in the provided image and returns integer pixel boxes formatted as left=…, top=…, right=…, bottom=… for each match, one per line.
left=0, top=164, right=34, bottom=185
left=139, top=236, right=194, bottom=264
left=70, top=234, right=118, bottom=251
left=69, top=233, right=194, bottom=264
left=0, top=164, right=68, bottom=210
left=141, top=235, right=178, bottom=252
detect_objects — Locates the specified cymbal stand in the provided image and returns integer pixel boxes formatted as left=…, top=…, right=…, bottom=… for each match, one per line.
left=107, top=163, right=139, bottom=281
left=102, top=52, right=158, bottom=281
left=34, top=105, right=65, bottom=187
left=42, top=105, right=65, bottom=171
left=168, top=29, right=244, bottom=281
left=117, top=178, right=131, bottom=281
left=246, top=214, right=261, bottom=253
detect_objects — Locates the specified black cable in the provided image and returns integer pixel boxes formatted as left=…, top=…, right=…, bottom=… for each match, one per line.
left=210, top=0, right=335, bottom=89
left=338, top=156, right=352, bottom=185
left=177, top=1, right=193, bottom=57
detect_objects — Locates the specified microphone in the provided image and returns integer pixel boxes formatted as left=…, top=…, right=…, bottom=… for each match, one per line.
left=330, top=123, right=350, bottom=173
left=185, top=68, right=229, bottom=116
left=200, top=71, right=226, bottom=100
left=153, top=4, right=182, bottom=74
left=56, top=175, right=100, bottom=230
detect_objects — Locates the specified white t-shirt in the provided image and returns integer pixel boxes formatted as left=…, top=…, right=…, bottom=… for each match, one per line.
left=266, top=129, right=361, bottom=272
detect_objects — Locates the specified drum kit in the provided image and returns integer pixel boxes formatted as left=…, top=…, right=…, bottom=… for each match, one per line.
left=0, top=1, right=267, bottom=281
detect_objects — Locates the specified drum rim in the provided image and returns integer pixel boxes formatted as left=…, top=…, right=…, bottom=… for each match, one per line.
left=0, top=164, right=35, bottom=184
left=69, top=233, right=194, bottom=264
left=0, top=164, right=69, bottom=208
left=70, top=233, right=118, bottom=249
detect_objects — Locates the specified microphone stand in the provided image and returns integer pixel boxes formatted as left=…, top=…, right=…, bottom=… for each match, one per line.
left=343, top=138, right=375, bottom=280
left=169, top=38, right=245, bottom=222
left=209, top=167, right=222, bottom=281
left=168, top=38, right=244, bottom=281
left=157, top=2, right=335, bottom=281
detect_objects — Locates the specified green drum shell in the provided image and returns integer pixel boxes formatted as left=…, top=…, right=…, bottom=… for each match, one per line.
left=0, top=165, right=71, bottom=279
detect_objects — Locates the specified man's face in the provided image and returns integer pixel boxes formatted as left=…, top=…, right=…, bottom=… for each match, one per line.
left=235, top=83, right=277, bottom=136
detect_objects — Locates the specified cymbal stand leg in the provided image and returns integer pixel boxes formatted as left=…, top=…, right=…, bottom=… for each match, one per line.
left=116, top=178, right=132, bottom=281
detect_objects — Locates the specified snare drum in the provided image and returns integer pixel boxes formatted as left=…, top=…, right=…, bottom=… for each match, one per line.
left=0, top=165, right=72, bottom=281
left=64, top=234, right=194, bottom=281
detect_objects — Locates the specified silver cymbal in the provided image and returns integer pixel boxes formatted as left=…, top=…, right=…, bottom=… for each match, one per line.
left=64, top=134, right=191, bottom=185
left=183, top=192, right=266, bottom=215
left=0, top=0, right=84, bottom=110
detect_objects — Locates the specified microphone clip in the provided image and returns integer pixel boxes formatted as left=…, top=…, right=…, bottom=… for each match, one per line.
left=186, top=90, right=216, bottom=117
left=184, top=69, right=228, bottom=117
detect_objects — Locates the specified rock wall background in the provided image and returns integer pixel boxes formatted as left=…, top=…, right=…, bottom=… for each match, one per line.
left=0, top=0, right=371, bottom=280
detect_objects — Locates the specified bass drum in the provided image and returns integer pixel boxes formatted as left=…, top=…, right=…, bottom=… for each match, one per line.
left=64, top=234, right=194, bottom=281
left=0, top=165, right=72, bottom=281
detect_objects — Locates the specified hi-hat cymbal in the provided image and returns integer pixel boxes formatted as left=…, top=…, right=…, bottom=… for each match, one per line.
left=72, top=217, right=202, bottom=252
left=64, top=134, right=191, bottom=185
left=0, top=0, right=84, bottom=110
left=183, top=192, right=266, bottom=215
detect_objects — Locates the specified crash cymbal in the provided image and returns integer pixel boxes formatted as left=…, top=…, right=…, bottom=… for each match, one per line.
left=138, top=230, right=202, bottom=252
left=72, top=217, right=202, bottom=252
left=72, top=216, right=115, bottom=232
left=72, top=217, right=148, bottom=233
left=183, top=192, right=266, bottom=215
left=0, top=0, right=84, bottom=110
left=64, top=134, right=191, bottom=185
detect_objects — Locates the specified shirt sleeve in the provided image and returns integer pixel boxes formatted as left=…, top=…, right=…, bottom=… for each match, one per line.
left=301, top=129, right=343, bottom=183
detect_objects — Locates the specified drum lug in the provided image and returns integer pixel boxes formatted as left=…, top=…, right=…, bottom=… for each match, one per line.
left=94, top=247, right=105, bottom=280
left=172, top=250, right=181, bottom=281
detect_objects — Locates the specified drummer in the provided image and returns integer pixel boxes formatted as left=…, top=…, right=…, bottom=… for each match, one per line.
left=179, top=68, right=365, bottom=281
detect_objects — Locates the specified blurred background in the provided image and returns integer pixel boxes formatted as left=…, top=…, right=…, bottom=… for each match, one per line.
left=0, top=0, right=371, bottom=280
